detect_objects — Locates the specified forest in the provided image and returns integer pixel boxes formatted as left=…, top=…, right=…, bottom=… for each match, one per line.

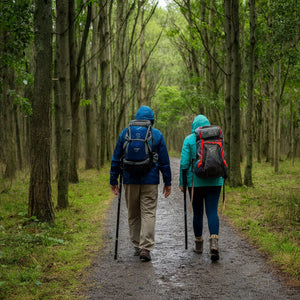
left=0, top=0, right=299, bottom=221
left=0, top=0, right=299, bottom=298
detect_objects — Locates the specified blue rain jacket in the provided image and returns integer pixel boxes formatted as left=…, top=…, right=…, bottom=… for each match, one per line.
left=110, top=106, right=172, bottom=186
left=179, top=115, right=223, bottom=187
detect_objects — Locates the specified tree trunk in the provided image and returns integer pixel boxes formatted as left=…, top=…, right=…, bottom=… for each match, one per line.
left=229, top=0, right=242, bottom=187
left=3, top=67, right=16, bottom=179
left=269, top=65, right=275, bottom=165
left=274, top=62, right=281, bottom=173
left=55, top=0, right=72, bottom=208
left=85, top=4, right=98, bottom=170
left=0, top=24, right=16, bottom=179
left=244, top=0, right=256, bottom=186
left=289, top=101, right=295, bottom=165
left=69, top=1, right=92, bottom=183
left=224, top=0, right=232, bottom=178
left=98, top=0, right=110, bottom=167
left=256, top=96, right=262, bottom=163
left=114, top=0, right=127, bottom=136
left=14, top=104, right=23, bottom=170
left=140, top=4, right=147, bottom=106
left=68, top=0, right=79, bottom=183
left=28, top=0, right=54, bottom=222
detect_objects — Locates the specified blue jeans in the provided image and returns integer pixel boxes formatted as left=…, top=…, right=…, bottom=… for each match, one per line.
left=188, top=186, right=221, bottom=237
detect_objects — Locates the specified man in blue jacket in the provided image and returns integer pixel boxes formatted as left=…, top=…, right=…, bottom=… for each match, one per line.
left=110, top=106, right=171, bottom=262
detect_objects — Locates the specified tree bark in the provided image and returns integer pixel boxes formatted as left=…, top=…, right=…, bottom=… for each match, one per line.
left=269, top=65, right=275, bottom=166
left=224, top=0, right=232, bottom=179
left=244, top=0, right=256, bottom=186
left=85, top=5, right=98, bottom=170
left=140, top=4, right=147, bottom=106
left=3, top=67, right=16, bottom=179
left=98, top=0, right=111, bottom=167
left=55, top=0, right=72, bottom=208
left=14, top=105, right=23, bottom=170
left=69, top=1, right=92, bottom=183
left=229, top=0, right=242, bottom=187
left=28, top=0, right=54, bottom=222
left=274, top=62, right=281, bottom=173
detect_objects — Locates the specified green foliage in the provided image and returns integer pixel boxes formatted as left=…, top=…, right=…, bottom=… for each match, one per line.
left=9, top=90, right=32, bottom=117
left=223, top=159, right=300, bottom=279
left=0, top=165, right=113, bottom=299
left=146, top=5, right=186, bottom=87
left=152, top=86, right=184, bottom=128
left=0, top=0, right=33, bottom=67
left=80, top=99, right=92, bottom=107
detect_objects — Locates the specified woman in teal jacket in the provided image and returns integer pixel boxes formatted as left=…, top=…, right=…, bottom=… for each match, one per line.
left=179, top=114, right=223, bottom=261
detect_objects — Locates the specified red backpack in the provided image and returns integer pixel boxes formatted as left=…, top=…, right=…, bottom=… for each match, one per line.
left=194, top=125, right=228, bottom=178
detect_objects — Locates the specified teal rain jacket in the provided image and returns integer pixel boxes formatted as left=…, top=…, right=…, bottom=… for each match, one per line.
left=179, top=115, right=223, bottom=187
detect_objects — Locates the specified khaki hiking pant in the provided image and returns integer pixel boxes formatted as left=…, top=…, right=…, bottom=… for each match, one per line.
left=124, top=184, right=158, bottom=251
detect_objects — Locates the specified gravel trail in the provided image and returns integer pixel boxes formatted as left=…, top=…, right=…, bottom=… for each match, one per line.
left=85, top=158, right=299, bottom=300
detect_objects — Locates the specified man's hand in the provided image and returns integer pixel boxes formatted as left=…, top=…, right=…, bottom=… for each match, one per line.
left=179, top=186, right=184, bottom=193
left=110, top=185, right=119, bottom=195
left=163, top=185, right=171, bottom=198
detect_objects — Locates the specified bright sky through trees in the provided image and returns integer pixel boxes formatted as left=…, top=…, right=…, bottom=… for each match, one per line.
left=158, top=0, right=167, bottom=9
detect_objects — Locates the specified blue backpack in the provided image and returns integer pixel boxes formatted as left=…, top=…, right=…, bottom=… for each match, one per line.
left=194, top=125, right=228, bottom=178
left=122, top=120, right=157, bottom=175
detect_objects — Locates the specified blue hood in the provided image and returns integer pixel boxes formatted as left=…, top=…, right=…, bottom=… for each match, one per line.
left=135, top=106, right=155, bottom=125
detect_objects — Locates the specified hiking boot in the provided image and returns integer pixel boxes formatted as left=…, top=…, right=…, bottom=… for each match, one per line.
left=134, top=247, right=140, bottom=256
left=193, top=237, right=203, bottom=254
left=140, top=249, right=151, bottom=262
left=210, top=235, right=219, bottom=261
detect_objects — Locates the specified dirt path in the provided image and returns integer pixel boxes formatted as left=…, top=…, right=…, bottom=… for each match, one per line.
left=85, top=158, right=299, bottom=299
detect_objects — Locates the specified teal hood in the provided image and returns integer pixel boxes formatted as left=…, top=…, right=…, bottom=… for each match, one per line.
left=191, top=115, right=210, bottom=133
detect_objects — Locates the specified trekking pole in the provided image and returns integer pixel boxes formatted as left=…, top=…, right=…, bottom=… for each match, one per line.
left=182, top=169, right=188, bottom=249
left=114, top=173, right=123, bottom=260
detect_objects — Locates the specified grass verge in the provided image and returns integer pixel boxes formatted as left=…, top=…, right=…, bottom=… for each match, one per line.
left=0, top=164, right=113, bottom=299
left=221, top=159, right=300, bottom=285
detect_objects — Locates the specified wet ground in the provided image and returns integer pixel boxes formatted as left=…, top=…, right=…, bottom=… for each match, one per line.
left=85, top=158, right=299, bottom=299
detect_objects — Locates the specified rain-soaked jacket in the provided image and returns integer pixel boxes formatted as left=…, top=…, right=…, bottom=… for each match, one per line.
left=179, top=115, right=223, bottom=187
left=110, top=106, right=172, bottom=186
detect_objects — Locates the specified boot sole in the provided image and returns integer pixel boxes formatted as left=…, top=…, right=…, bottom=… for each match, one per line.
left=193, top=249, right=203, bottom=254
left=140, top=255, right=151, bottom=262
left=140, top=250, right=151, bottom=262
left=210, top=249, right=219, bottom=261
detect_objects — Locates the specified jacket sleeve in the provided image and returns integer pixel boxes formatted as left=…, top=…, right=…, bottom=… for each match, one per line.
left=179, top=136, right=192, bottom=187
left=110, top=130, right=126, bottom=186
left=157, top=133, right=172, bottom=186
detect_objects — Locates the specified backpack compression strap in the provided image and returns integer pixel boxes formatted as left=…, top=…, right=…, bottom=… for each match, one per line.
left=126, top=120, right=153, bottom=142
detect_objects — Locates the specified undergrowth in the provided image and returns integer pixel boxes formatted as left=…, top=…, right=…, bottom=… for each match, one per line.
left=0, top=164, right=113, bottom=300
left=221, top=159, right=300, bottom=282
